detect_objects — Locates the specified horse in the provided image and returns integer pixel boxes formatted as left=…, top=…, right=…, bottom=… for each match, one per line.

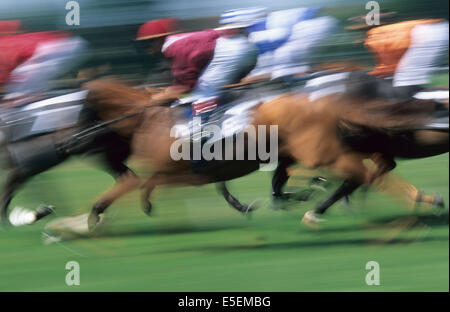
left=0, top=90, right=140, bottom=225
left=301, top=95, right=449, bottom=225
left=226, top=68, right=449, bottom=224
left=268, top=71, right=449, bottom=225
left=82, top=74, right=448, bottom=229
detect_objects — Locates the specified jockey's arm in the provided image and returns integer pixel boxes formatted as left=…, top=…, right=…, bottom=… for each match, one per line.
left=149, top=84, right=190, bottom=106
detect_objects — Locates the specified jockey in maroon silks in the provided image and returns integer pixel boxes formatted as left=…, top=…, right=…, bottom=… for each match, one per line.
left=135, top=10, right=261, bottom=116
left=0, top=20, right=88, bottom=107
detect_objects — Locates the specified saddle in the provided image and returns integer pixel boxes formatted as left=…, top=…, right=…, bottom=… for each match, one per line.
left=171, top=79, right=294, bottom=144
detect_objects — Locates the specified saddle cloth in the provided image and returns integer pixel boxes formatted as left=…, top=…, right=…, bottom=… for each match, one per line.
left=0, top=90, right=87, bottom=143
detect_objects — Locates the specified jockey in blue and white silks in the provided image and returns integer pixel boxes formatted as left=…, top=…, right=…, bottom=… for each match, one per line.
left=246, top=7, right=338, bottom=80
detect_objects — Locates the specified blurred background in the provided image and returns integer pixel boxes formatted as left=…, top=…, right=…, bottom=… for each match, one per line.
left=0, top=0, right=448, bottom=291
left=1, top=0, right=448, bottom=85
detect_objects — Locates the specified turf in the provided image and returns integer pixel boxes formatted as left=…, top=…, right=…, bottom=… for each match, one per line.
left=1, top=73, right=449, bottom=292
left=0, top=153, right=448, bottom=292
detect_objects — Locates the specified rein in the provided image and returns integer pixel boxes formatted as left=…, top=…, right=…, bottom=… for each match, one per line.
left=60, top=100, right=170, bottom=153
left=59, top=108, right=147, bottom=153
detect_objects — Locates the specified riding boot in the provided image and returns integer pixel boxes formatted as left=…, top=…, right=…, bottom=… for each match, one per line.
left=191, top=112, right=212, bottom=174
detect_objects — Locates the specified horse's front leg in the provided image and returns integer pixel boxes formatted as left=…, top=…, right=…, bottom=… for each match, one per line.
left=0, top=170, right=23, bottom=225
left=88, top=169, right=141, bottom=230
left=140, top=171, right=209, bottom=216
left=140, top=173, right=163, bottom=216
left=301, top=152, right=369, bottom=227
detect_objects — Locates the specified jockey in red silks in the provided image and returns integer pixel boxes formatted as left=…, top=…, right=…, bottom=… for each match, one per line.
left=0, top=20, right=88, bottom=107
left=135, top=9, right=263, bottom=117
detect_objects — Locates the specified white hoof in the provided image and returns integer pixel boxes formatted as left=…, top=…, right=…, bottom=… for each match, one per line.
left=301, top=210, right=325, bottom=228
left=9, top=206, right=37, bottom=226
left=45, top=213, right=105, bottom=237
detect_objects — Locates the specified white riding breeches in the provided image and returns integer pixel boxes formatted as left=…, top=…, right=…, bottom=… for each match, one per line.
left=193, top=35, right=257, bottom=99
left=393, top=21, right=449, bottom=87
left=5, top=36, right=88, bottom=98
left=250, top=16, right=338, bottom=79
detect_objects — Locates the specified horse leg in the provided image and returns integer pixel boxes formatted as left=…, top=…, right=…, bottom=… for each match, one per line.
left=140, top=172, right=210, bottom=217
left=315, top=180, right=360, bottom=213
left=271, top=156, right=296, bottom=199
left=216, top=182, right=256, bottom=215
left=369, top=152, right=396, bottom=183
left=88, top=138, right=140, bottom=230
left=301, top=153, right=370, bottom=227
left=373, top=174, right=445, bottom=210
left=140, top=173, right=162, bottom=216
left=88, top=169, right=140, bottom=230
left=305, top=152, right=396, bottom=217
left=0, top=170, right=23, bottom=224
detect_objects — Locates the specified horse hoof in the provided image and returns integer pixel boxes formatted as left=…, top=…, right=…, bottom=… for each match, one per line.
left=87, top=212, right=100, bottom=231
left=301, top=210, right=325, bottom=229
left=142, top=201, right=153, bottom=216
left=35, top=205, right=55, bottom=222
left=269, top=197, right=288, bottom=210
left=433, top=193, right=445, bottom=209
left=240, top=202, right=258, bottom=215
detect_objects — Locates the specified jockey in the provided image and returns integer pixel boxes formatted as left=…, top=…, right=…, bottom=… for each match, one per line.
left=0, top=20, right=88, bottom=108
left=244, top=7, right=338, bottom=83
left=364, top=18, right=449, bottom=89
left=347, top=13, right=449, bottom=96
left=135, top=9, right=261, bottom=119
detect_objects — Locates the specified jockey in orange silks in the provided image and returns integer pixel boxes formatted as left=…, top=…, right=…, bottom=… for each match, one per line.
left=365, top=18, right=449, bottom=88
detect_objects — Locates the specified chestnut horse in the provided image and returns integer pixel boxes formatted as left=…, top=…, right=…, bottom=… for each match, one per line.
left=83, top=76, right=448, bottom=229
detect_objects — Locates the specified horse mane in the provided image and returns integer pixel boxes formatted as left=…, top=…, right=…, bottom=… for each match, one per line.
left=84, top=78, right=151, bottom=116
left=83, top=78, right=154, bottom=136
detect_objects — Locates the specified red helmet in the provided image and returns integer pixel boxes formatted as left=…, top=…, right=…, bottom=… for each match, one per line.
left=0, top=20, right=22, bottom=36
left=136, top=18, right=179, bottom=41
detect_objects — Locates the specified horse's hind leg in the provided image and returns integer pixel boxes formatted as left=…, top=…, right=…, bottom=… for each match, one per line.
left=374, top=174, right=445, bottom=210
left=217, top=182, right=256, bottom=215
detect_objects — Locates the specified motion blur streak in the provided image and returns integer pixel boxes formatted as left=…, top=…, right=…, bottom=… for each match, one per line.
left=0, top=0, right=448, bottom=292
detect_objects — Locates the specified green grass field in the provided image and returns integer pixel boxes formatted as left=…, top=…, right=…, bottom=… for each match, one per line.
left=1, top=72, right=449, bottom=292
left=0, top=153, right=448, bottom=292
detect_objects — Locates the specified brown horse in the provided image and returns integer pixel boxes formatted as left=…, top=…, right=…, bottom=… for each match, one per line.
left=298, top=84, right=448, bottom=225
left=83, top=77, right=448, bottom=229
left=0, top=98, right=140, bottom=226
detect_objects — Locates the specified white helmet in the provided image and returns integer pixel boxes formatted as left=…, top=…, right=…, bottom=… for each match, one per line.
left=218, top=7, right=267, bottom=30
